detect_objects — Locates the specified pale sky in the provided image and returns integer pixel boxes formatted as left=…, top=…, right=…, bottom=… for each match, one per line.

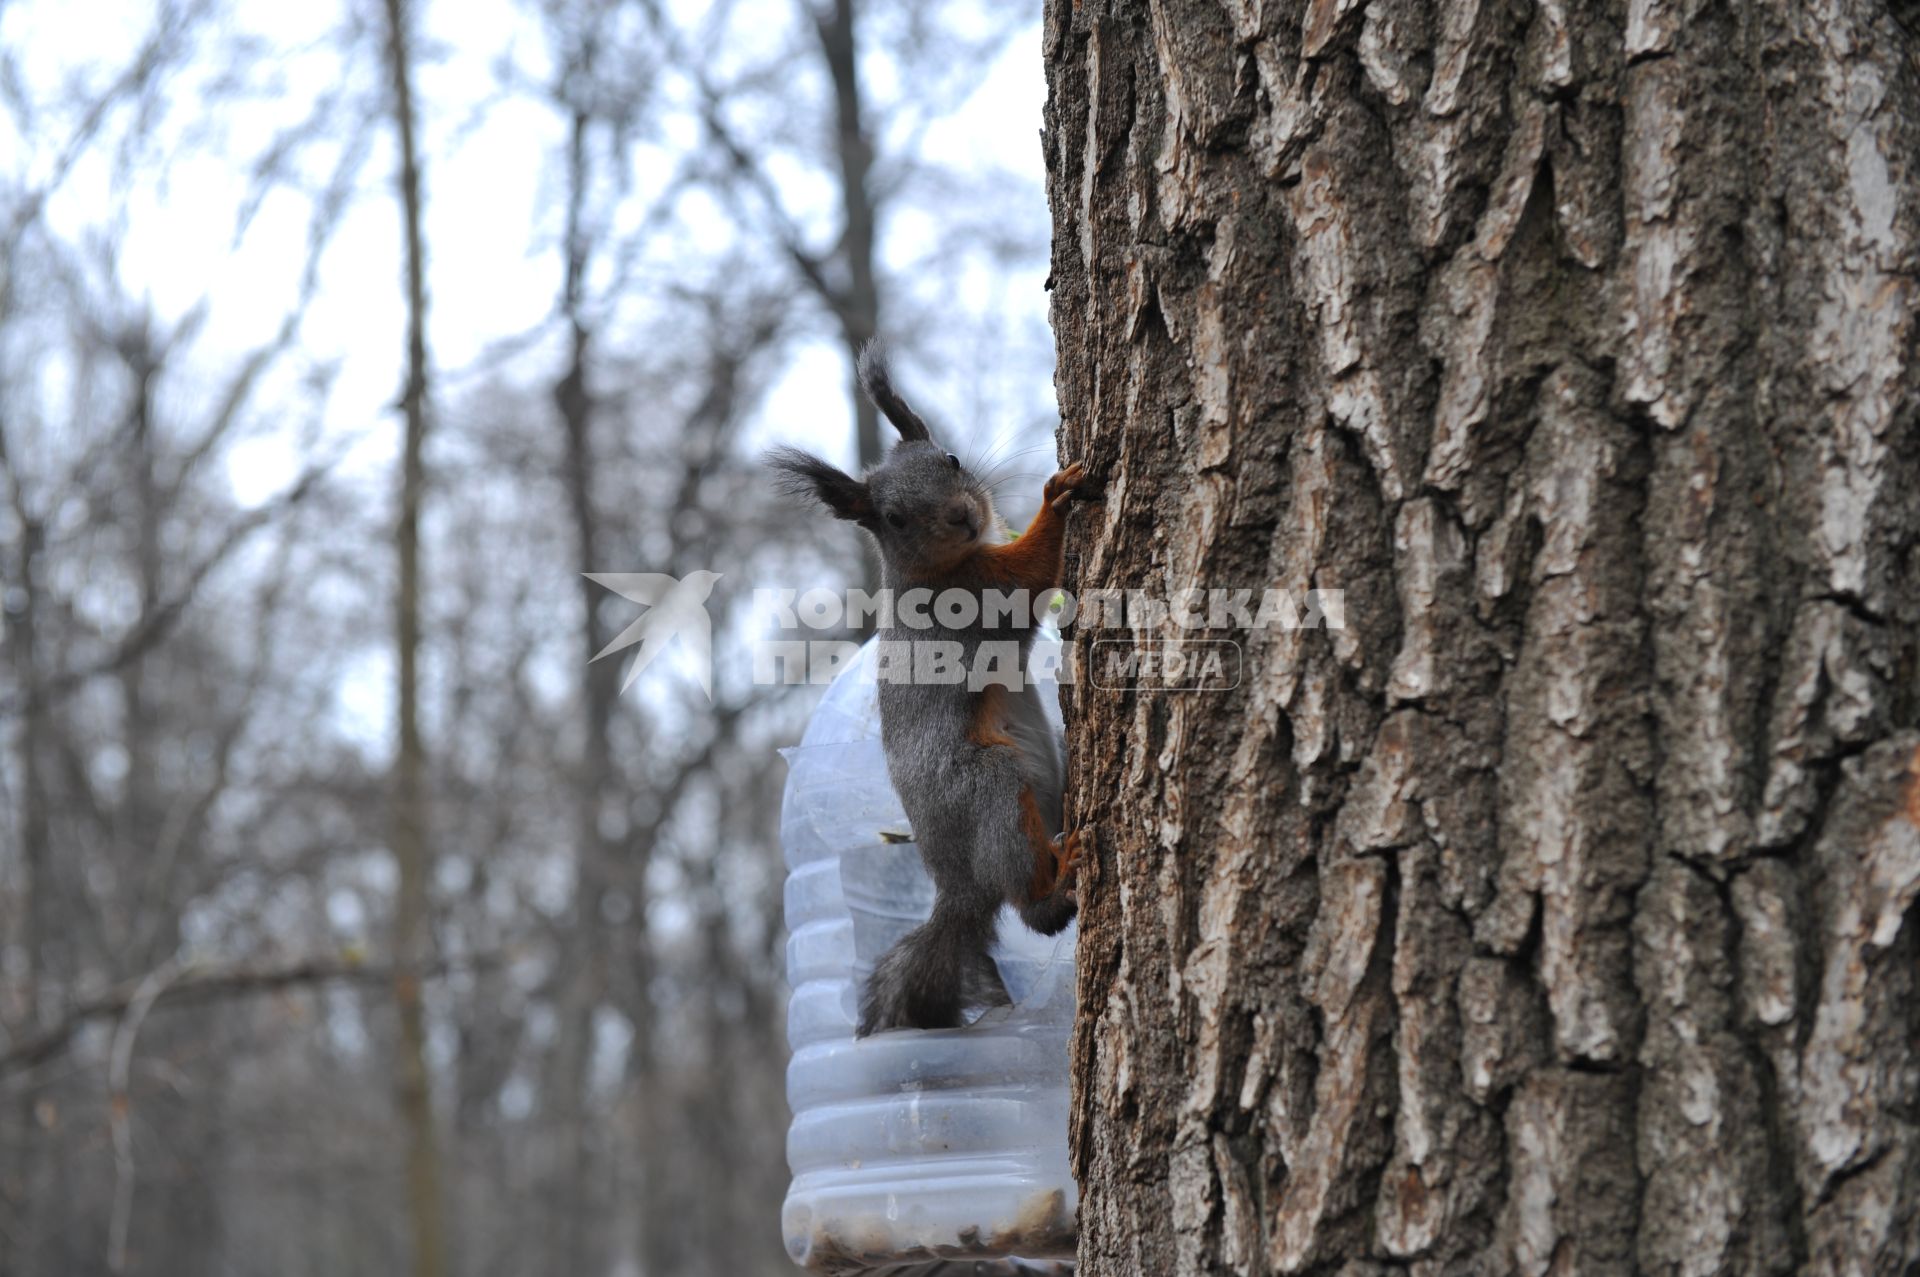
left=3, top=0, right=1058, bottom=758
left=1, top=0, right=1055, bottom=507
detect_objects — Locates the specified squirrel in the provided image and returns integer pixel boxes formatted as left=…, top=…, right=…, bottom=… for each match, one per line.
left=768, top=343, right=1088, bottom=1034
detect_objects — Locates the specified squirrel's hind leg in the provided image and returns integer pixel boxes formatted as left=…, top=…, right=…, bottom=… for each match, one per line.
left=986, top=784, right=1078, bottom=937
left=1017, top=815, right=1079, bottom=936
left=964, top=695, right=1079, bottom=936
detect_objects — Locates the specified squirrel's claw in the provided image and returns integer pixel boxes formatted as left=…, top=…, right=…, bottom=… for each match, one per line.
left=1044, top=462, right=1089, bottom=512
left=1045, top=829, right=1083, bottom=904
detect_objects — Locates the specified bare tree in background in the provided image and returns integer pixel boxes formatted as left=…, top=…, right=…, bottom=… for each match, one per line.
left=0, top=11, right=356, bottom=1266
left=0, top=0, right=1049, bottom=1272
left=547, top=10, right=652, bottom=1265
left=809, top=0, right=882, bottom=470
left=378, top=0, right=450, bottom=1273
left=0, top=271, right=348, bottom=1274
left=689, top=0, right=1041, bottom=470
left=1046, top=2, right=1920, bottom=1273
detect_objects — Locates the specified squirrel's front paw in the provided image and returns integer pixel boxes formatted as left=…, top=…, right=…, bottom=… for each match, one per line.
left=1044, top=462, right=1089, bottom=512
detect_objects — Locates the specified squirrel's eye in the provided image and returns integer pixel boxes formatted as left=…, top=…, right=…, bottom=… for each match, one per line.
left=886, top=512, right=906, bottom=529
left=946, top=453, right=961, bottom=470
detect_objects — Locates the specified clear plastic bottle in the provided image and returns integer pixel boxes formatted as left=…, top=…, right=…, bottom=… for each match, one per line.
left=780, top=634, right=1077, bottom=1275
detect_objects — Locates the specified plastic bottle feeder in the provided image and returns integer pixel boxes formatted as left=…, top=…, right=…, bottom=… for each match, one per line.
left=780, top=634, right=1077, bottom=1274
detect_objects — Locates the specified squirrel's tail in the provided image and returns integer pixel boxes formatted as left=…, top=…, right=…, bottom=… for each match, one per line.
left=857, top=903, right=1006, bottom=1036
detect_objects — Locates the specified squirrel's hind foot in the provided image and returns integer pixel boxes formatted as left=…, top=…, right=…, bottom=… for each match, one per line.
left=1016, top=829, right=1082, bottom=936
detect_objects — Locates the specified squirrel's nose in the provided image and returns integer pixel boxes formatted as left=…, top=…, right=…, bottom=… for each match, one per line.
left=945, top=502, right=978, bottom=537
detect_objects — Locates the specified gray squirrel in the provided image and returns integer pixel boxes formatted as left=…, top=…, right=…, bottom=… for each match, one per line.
left=768, top=344, right=1088, bottom=1034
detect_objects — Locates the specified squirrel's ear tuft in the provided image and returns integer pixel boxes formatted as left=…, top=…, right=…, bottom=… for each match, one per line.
left=856, top=340, right=933, bottom=443
left=765, top=446, right=873, bottom=523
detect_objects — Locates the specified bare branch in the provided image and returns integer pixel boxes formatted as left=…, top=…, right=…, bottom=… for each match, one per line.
left=0, top=955, right=499, bottom=1076
left=0, top=454, right=333, bottom=719
left=106, top=959, right=180, bottom=1274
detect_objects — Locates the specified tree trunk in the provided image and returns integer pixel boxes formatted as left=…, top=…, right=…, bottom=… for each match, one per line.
left=380, top=2, right=448, bottom=1274
left=551, top=96, right=617, bottom=1277
left=815, top=0, right=884, bottom=475
left=1043, top=3, right=1920, bottom=1275
left=2, top=489, right=48, bottom=1275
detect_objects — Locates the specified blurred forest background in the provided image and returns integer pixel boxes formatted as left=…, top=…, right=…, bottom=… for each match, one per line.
left=0, top=0, right=1057, bottom=1273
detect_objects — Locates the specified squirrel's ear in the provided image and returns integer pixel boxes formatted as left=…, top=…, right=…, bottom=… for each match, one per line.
left=856, top=340, right=933, bottom=443
left=765, top=446, right=873, bottom=523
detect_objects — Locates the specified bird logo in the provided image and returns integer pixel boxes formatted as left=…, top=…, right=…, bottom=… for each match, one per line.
left=584, top=570, right=723, bottom=700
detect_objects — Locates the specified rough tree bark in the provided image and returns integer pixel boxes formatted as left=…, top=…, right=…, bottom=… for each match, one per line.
left=1044, top=3, right=1920, bottom=1275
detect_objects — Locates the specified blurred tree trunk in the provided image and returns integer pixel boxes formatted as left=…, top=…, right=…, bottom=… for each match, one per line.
left=380, top=1, right=448, bottom=1275
left=0, top=464, right=47, bottom=1274
left=806, top=0, right=888, bottom=607
left=813, top=0, right=883, bottom=474
left=551, top=90, right=628, bottom=1275
left=118, top=323, right=161, bottom=979
left=1045, top=3, right=1920, bottom=1275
